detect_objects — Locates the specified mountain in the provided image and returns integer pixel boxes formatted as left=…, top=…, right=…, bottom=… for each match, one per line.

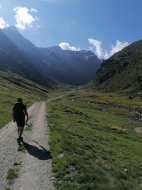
left=3, top=26, right=54, bottom=84
left=0, top=28, right=53, bottom=87
left=40, top=46, right=101, bottom=85
left=3, top=26, right=101, bottom=85
left=94, top=40, right=142, bottom=92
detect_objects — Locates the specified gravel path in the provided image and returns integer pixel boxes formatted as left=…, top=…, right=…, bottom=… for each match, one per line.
left=0, top=102, right=55, bottom=190
left=134, top=127, right=142, bottom=133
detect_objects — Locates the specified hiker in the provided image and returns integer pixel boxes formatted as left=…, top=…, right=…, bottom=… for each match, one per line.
left=13, top=98, right=28, bottom=143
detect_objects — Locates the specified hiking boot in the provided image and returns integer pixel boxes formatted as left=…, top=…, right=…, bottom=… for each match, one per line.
left=19, top=136, right=23, bottom=142
left=17, top=137, right=23, bottom=142
left=17, top=138, right=21, bottom=146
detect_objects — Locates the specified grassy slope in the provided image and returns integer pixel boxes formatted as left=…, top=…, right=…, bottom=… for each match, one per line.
left=0, top=71, right=49, bottom=128
left=94, top=40, right=142, bottom=92
left=47, top=88, right=142, bottom=190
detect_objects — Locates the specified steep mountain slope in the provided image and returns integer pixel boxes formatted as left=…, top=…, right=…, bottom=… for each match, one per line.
left=4, top=26, right=101, bottom=85
left=40, top=46, right=101, bottom=85
left=3, top=26, right=48, bottom=75
left=0, top=29, right=53, bottom=87
left=94, top=40, right=142, bottom=92
left=3, top=27, right=54, bottom=87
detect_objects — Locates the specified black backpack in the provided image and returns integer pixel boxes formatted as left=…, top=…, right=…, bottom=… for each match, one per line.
left=13, top=102, right=26, bottom=119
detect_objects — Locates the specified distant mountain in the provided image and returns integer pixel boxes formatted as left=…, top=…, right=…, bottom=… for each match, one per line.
left=40, top=46, right=101, bottom=85
left=0, top=28, right=53, bottom=87
left=3, top=26, right=101, bottom=85
left=94, top=40, right=142, bottom=92
left=3, top=26, right=53, bottom=82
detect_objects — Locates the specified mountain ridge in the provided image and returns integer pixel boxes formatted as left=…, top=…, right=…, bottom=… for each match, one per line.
left=3, top=26, right=101, bottom=85
left=94, top=39, right=142, bottom=92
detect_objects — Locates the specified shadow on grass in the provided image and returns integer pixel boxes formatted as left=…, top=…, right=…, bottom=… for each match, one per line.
left=22, top=140, right=52, bottom=160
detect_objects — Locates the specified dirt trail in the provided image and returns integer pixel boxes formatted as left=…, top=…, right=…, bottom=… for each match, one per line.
left=134, top=127, right=142, bottom=133
left=0, top=102, right=55, bottom=190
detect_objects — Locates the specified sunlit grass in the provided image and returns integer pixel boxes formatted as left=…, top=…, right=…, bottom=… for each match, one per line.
left=47, top=89, right=142, bottom=190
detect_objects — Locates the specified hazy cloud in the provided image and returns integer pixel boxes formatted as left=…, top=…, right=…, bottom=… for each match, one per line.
left=88, top=38, right=104, bottom=59
left=109, top=40, right=129, bottom=57
left=0, top=17, right=9, bottom=29
left=88, top=38, right=129, bottom=59
left=59, top=42, right=80, bottom=51
left=31, top=8, right=38, bottom=13
left=13, top=7, right=38, bottom=30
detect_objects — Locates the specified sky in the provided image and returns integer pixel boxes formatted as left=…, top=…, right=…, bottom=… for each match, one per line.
left=0, top=0, right=142, bottom=59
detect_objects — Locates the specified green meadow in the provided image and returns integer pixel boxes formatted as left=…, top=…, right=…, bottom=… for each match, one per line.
left=47, top=89, right=142, bottom=190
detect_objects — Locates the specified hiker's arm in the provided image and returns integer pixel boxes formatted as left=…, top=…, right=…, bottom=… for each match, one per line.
left=24, top=109, right=29, bottom=122
left=12, top=106, right=16, bottom=122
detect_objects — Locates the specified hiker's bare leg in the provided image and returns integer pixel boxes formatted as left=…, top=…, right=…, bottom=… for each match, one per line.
left=17, top=127, right=24, bottom=138
left=19, top=127, right=24, bottom=138
left=17, top=127, right=21, bottom=137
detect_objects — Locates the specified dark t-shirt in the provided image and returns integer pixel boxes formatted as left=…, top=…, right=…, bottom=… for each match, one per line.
left=13, top=102, right=26, bottom=119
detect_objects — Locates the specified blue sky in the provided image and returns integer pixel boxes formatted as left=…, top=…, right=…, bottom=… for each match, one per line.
left=0, top=0, right=142, bottom=59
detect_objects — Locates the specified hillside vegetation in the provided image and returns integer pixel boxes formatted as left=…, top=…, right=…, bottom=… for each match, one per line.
left=47, top=88, right=142, bottom=190
left=0, top=71, right=49, bottom=128
left=94, top=40, right=142, bottom=92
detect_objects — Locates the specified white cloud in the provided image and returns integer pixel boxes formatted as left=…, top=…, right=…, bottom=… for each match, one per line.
left=110, top=40, right=129, bottom=56
left=31, top=8, right=38, bottom=13
left=88, top=38, right=129, bottom=59
left=59, top=42, right=80, bottom=51
left=13, top=7, right=38, bottom=30
left=0, top=17, right=9, bottom=29
left=88, top=38, right=104, bottom=59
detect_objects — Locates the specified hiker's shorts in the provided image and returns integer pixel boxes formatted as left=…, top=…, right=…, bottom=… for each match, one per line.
left=15, top=118, right=25, bottom=128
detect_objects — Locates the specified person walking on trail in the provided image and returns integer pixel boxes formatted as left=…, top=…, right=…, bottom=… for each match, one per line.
left=13, top=98, right=28, bottom=143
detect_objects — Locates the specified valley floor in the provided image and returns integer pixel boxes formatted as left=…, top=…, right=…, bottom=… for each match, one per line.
left=47, top=88, right=142, bottom=190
